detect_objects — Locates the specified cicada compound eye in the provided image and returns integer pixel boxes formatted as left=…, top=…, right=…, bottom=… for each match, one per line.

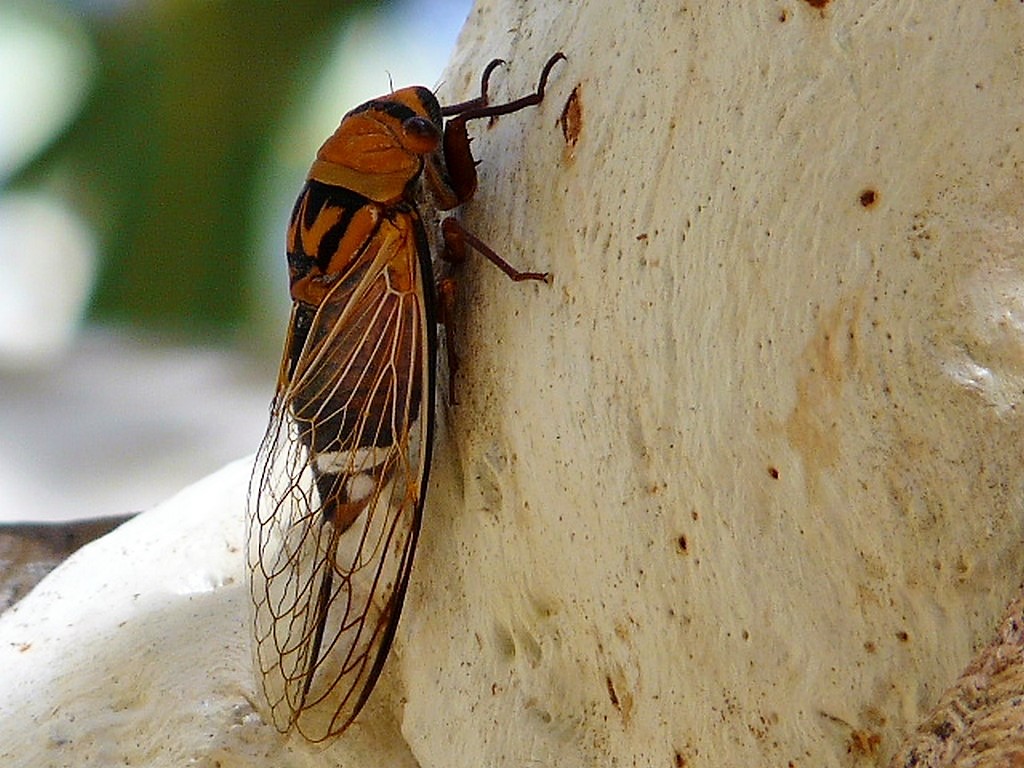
left=402, top=116, right=441, bottom=154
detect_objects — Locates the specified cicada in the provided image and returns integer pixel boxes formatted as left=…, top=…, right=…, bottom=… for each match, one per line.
left=247, top=53, right=564, bottom=741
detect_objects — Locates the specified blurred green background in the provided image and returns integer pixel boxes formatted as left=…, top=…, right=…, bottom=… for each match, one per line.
left=3, top=0, right=469, bottom=346
left=0, top=0, right=470, bottom=520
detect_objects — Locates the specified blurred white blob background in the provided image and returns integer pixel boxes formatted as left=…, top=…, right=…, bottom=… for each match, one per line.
left=0, top=5, right=95, bottom=366
left=0, top=0, right=471, bottom=521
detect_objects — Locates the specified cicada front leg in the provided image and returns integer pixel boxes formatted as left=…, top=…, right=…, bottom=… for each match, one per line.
left=440, top=52, right=566, bottom=206
left=434, top=53, right=565, bottom=403
left=438, top=57, right=507, bottom=119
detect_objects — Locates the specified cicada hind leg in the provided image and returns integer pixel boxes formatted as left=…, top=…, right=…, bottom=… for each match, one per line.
left=434, top=53, right=565, bottom=404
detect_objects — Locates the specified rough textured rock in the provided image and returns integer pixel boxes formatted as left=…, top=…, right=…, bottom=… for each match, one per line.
left=887, top=594, right=1024, bottom=768
left=2, top=3, right=1023, bottom=767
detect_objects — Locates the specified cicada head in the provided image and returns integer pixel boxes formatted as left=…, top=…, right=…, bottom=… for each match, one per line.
left=308, top=86, right=445, bottom=203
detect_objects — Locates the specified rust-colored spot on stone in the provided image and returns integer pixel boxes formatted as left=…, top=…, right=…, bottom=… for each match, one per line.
left=803, top=0, right=830, bottom=8
left=559, top=85, right=582, bottom=160
left=860, top=188, right=879, bottom=208
left=768, top=466, right=780, bottom=479
left=848, top=729, right=882, bottom=757
left=605, top=675, right=620, bottom=708
left=604, top=670, right=634, bottom=724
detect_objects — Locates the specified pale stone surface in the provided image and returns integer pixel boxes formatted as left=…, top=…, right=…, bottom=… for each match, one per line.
left=0, top=460, right=417, bottom=767
left=2, top=2, right=1024, bottom=767
left=408, top=3, right=1024, bottom=766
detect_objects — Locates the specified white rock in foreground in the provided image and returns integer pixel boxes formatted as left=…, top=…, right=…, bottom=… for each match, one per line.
left=0, top=461, right=251, bottom=766
left=0, top=460, right=414, bottom=767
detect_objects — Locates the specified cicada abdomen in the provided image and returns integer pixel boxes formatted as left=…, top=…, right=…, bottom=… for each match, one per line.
left=248, top=54, right=564, bottom=742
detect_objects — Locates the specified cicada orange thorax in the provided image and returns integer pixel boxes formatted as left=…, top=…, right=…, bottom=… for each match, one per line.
left=307, top=86, right=446, bottom=204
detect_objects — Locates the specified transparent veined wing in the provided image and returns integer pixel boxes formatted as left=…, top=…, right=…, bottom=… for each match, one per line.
left=247, top=206, right=435, bottom=742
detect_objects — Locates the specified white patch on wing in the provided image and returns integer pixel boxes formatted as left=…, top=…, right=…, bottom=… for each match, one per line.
left=346, top=473, right=377, bottom=503
left=313, top=445, right=393, bottom=475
